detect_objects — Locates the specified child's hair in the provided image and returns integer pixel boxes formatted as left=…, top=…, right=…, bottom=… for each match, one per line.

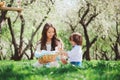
left=69, top=32, right=82, bottom=45
left=40, top=23, right=60, bottom=50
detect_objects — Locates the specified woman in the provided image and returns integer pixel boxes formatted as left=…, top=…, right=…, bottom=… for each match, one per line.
left=33, top=23, right=63, bottom=67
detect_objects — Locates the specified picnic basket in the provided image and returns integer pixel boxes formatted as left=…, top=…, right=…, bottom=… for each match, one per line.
left=38, top=53, right=59, bottom=64
left=38, top=50, right=67, bottom=64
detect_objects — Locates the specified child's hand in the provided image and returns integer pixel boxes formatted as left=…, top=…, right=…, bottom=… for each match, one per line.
left=60, top=52, right=68, bottom=64
left=61, top=57, right=67, bottom=64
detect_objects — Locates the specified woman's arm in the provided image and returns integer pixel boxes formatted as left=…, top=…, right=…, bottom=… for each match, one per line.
left=55, top=40, right=64, bottom=51
left=34, top=42, right=42, bottom=58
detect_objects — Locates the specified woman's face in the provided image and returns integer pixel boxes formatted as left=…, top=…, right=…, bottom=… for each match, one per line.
left=47, top=27, right=55, bottom=39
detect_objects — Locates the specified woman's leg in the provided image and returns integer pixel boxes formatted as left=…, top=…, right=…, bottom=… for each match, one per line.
left=32, top=61, right=43, bottom=68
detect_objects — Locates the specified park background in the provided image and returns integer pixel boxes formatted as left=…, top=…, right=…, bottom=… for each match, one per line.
left=0, top=0, right=120, bottom=80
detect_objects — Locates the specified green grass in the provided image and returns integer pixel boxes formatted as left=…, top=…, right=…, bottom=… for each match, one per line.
left=0, top=60, right=120, bottom=80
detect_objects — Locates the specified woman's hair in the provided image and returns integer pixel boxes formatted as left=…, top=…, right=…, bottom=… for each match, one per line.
left=40, top=23, right=60, bottom=50
left=69, top=32, right=82, bottom=45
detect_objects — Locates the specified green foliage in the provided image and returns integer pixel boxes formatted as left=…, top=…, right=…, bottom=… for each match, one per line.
left=58, top=30, right=72, bottom=50
left=0, top=60, right=120, bottom=80
left=1, top=26, right=10, bottom=41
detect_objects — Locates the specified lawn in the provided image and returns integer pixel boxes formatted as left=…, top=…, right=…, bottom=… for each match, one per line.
left=0, top=60, right=120, bottom=80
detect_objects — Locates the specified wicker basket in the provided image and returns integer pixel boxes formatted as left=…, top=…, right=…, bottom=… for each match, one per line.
left=38, top=53, right=59, bottom=64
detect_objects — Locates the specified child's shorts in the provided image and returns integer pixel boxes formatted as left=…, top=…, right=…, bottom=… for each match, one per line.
left=70, top=62, right=82, bottom=67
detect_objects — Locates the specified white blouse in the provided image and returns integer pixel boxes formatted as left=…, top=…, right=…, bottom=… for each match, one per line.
left=36, top=43, right=52, bottom=52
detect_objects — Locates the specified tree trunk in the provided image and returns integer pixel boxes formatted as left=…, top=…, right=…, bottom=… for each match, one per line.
left=11, top=48, right=22, bottom=60
left=83, top=48, right=90, bottom=60
left=78, top=2, right=98, bottom=60
left=30, top=43, right=34, bottom=59
left=114, top=43, right=120, bottom=60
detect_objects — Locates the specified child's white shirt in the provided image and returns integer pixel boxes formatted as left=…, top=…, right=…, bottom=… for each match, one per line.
left=67, top=45, right=82, bottom=62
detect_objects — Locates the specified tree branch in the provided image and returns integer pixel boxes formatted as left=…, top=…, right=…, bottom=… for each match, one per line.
left=78, top=7, right=84, bottom=17
left=24, top=52, right=30, bottom=59
left=19, top=14, right=25, bottom=54
left=64, top=21, right=74, bottom=32
left=7, top=17, right=18, bottom=49
left=80, top=3, right=90, bottom=25
left=90, top=36, right=98, bottom=47
left=50, top=0, right=55, bottom=5
left=85, top=13, right=98, bottom=26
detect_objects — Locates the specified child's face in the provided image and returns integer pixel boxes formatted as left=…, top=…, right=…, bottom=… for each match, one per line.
left=47, top=27, right=55, bottom=39
left=70, top=40, right=76, bottom=46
